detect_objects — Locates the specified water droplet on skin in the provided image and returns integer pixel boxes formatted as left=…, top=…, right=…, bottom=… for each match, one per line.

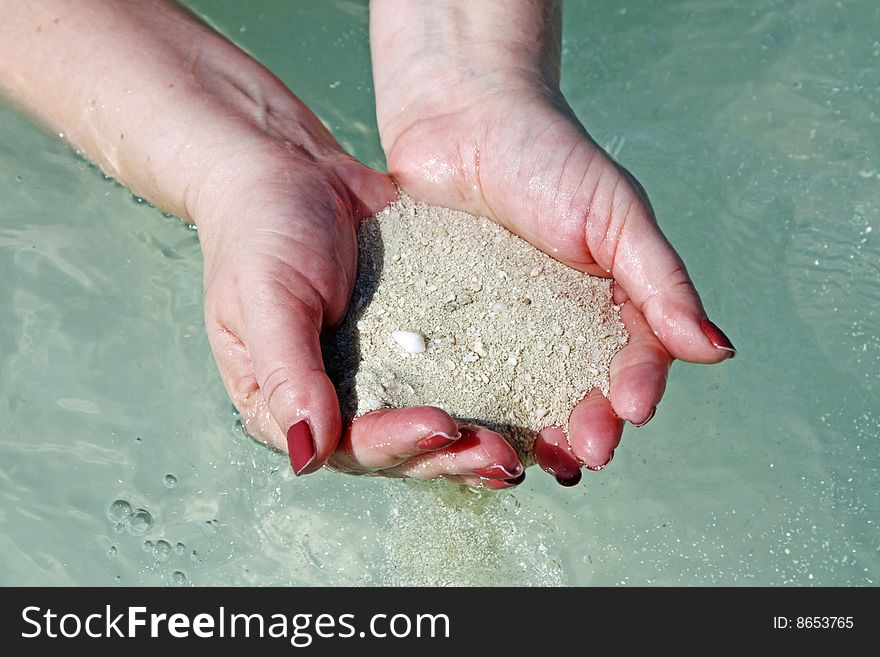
left=169, top=571, right=187, bottom=586
left=107, top=499, right=132, bottom=523
left=163, top=474, right=178, bottom=489
left=107, top=546, right=117, bottom=558
left=153, top=540, right=172, bottom=562
left=125, top=509, right=154, bottom=536
left=174, top=542, right=186, bottom=555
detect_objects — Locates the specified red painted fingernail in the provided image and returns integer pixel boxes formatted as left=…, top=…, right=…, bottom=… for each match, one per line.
left=633, top=407, right=656, bottom=428
left=535, top=439, right=582, bottom=486
left=416, top=432, right=459, bottom=451
left=700, top=318, right=736, bottom=358
left=473, top=463, right=523, bottom=480
left=484, top=471, right=527, bottom=490
left=586, top=449, right=615, bottom=472
left=556, top=471, right=582, bottom=487
left=287, top=420, right=316, bottom=476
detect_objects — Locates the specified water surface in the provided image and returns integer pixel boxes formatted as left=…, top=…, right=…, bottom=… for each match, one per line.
left=0, top=0, right=877, bottom=586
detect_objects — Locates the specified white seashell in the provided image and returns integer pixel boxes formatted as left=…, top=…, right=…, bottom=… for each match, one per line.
left=391, top=330, right=426, bottom=354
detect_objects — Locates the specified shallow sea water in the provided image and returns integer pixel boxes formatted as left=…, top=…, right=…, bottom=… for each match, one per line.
left=0, top=0, right=877, bottom=586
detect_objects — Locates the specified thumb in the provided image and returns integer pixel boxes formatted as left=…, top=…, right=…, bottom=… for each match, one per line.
left=332, top=157, right=399, bottom=219
left=241, top=288, right=342, bottom=476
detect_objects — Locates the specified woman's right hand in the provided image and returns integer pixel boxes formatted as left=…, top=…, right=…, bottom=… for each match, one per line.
left=0, top=0, right=525, bottom=488
left=194, top=130, right=525, bottom=488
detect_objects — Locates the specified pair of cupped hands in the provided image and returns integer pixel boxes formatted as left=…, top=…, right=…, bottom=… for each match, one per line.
left=200, top=76, right=735, bottom=490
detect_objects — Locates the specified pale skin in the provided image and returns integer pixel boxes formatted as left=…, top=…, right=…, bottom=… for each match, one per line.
left=0, top=0, right=734, bottom=489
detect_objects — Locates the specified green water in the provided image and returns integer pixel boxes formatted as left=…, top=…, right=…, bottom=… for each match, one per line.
left=1, top=0, right=878, bottom=586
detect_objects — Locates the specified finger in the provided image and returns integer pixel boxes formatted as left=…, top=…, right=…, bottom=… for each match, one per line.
left=239, top=287, right=342, bottom=476
left=481, top=122, right=736, bottom=364
left=333, top=158, right=399, bottom=218
left=207, top=322, right=288, bottom=450
left=567, top=388, right=624, bottom=470
left=382, top=425, right=524, bottom=481
left=586, top=164, right=735, bottom=363
left=534, top=426, right=583, bottom=487
left=446, top=472, right=527, bottom=490
left=608, top=297, right=674, bottom=426
left=328, top=406, right=460, bottom=473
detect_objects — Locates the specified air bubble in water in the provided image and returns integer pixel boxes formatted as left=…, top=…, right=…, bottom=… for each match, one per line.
left=163, top=474, right=178, bottom=489
left=169, top=571, right=187, bottom=586
left=112, top=522, right=126, bottom=534
left=174, top=542, right=186, bottom=555
left=126, top=509, right=154, bottom=536
left=107, top=499, right=132, bottom=523
left=142, top=540, right=154, bottom=553
left=153, top=540, right=172, bottom=562
left=107, top=546, right=117, bottom=558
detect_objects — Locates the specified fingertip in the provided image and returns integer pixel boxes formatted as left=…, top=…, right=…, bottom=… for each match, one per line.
left=534, top=426, right=582, bottom=487
left=609, top=359, right=666, bottom=425
left=287, top=419, right=316, bottom=476
left=699, top=318, right=737, bottom=360
left=284, top=372, right=342, bottom=476
left=631, top=406, right=656, bottom=428
left=568, top=389, right=623, bottom=470
left=447, top=471, right=527, bottom=490
left=342, top=405, right=461, bottom=471
left=385, top=424, right=522, bottom=481
left=585, top=448, right=615, bottom=472
left=653, top=311, right=737, bottom=364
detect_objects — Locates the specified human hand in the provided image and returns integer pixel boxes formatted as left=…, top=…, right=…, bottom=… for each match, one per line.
left=193, top=122, right=525, bottom=487
left=371, top=0, right=736, bottom=485
left=0, top=0, right=527, bottom=487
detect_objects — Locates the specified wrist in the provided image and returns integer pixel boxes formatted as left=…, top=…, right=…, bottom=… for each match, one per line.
left=370, top=0, right=563, bottom=143
left=0, top=0, right=346, bottom=231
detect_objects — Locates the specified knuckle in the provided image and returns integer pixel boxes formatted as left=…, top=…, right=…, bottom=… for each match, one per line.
left=260, top=365, right=299, bottom=417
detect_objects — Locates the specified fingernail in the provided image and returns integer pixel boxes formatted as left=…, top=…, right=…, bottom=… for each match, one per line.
left=535, top=439, right=582, bottom=486
left=416, top=431, right=460, bottom=451
left=484, top=471, right=527, bottom=490
left=473, top=463, right=523, bottom=480
left=555, top=470, right=582, bottom=487
left=700, top=318, right=736, bottom=359
left=287, top=420, right=316, bottom=476
left=633, top=407, right=656, bottom=428
left=586, top=449, right=614, bottom=472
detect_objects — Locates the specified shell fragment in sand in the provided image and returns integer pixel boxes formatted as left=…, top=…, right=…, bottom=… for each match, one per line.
left=391, top=330, right=427, bottom=354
